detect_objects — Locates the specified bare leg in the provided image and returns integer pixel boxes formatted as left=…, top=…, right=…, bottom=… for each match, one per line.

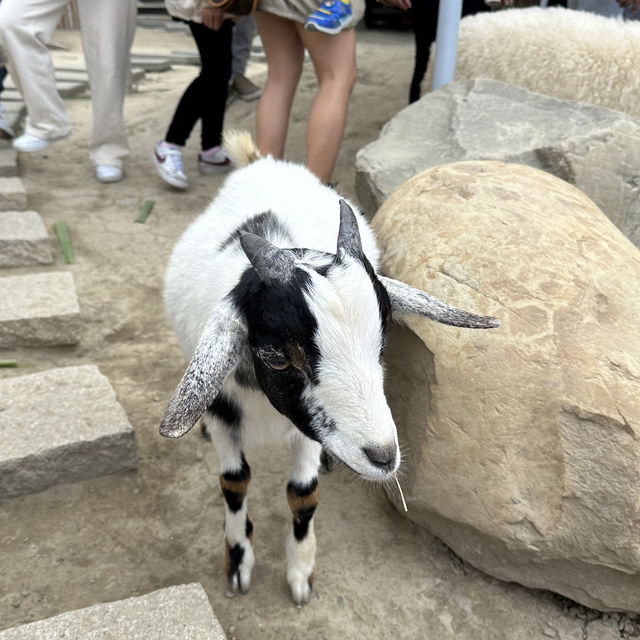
left=286, top=432, right=321, bottom=604
left=256, top=13, right=305, bottom=159
left=297, top=26, right=357, bottom=183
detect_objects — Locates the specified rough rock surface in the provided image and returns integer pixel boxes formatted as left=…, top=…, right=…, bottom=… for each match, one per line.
left=0, top=365, right=138, bottom=499
left=373, top=161, right=640, bottom=612
left=0, top=271, right=81, bottom=347
left=0, top=210, right=53, bottom=267
left=356, top=78, right=640, bottom=249
left=0, top=583, right=226, bottom=639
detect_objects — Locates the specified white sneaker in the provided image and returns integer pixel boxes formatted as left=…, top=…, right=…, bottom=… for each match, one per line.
left=198, top=145, right=232, bottom=175
left=96, top=165, right=123, bottom=183
left=13, top=132, right=70, bottom=152
left=154, top=141, right=188, bottom=189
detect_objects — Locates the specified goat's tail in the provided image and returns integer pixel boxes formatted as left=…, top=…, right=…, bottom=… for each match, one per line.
left=223, top=129, right=261, bottom=168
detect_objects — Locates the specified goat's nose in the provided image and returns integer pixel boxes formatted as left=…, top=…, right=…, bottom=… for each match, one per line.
left=363, top=444, right=397, bottom=472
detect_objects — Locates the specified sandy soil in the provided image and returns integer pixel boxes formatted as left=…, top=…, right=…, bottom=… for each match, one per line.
left=0, top=23, right=619, bottom=640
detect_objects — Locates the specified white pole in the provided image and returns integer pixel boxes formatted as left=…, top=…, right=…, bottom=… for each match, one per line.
left=431, top=0, right=463, bottom=91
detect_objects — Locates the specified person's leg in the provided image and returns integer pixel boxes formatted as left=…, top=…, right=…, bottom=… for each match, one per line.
left=231, top=16, right=256, bottom=81
left=77, top=0, right=136, bottom=170
left=297, top=25, right=357, bottom=183
left=0, top=0, right=72, bottom=141
left=256, top=12, right=305, bottom=160
left=165, top=20, right=232, bottom=150
left=409, top=0, right=437, bottom=103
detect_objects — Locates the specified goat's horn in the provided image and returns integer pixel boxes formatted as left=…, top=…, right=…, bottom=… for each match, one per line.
left=160, top=299, right=247, bottom=438
left=379, top=276, right=500, bottom=329
left=336, top=199, right=363, bottom=261
left=240, top=232, right=296, bottom=283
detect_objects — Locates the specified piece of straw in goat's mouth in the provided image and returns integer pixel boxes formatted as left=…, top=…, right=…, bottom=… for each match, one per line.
left=394, top=474, right=408, bottom=512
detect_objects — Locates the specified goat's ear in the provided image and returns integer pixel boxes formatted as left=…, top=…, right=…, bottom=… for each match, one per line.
left=336, top=199, right=363, bottom=262
left=379, top=275, right=500, bottom=329
left=160, top=299, right=247, bottom=438
left=240, top=232, right=296, bottom=283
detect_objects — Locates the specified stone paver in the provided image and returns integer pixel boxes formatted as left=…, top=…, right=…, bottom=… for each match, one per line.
left=169, top=50, right=200, bottom=65
left=0, top=583, right=224, bottom=639
left=0, top=177, right=27, bottom=211
left=0, top=211, right=53, bottom=267
left=0, top=271, right=81, bottom=347
left=0, top=365, right=138, bottom=500
left=0, top=148, right=19, bottom=177
left=130, top=54, right=172, bottom=72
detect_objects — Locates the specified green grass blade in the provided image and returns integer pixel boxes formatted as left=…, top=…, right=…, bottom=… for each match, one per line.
left=135, top=199, right=155, bottom=224
left=53, top=221, right=74, bottom=264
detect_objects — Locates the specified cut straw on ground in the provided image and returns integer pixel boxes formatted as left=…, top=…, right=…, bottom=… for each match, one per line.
left=135, top=199, right=155, bottom=224
left=0, top=360, right=18, bottom=368
left=53, top=221, right=74, bottom=264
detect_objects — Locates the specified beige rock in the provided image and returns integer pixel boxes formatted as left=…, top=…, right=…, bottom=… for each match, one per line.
left=374, top=161, right=640, bottom=612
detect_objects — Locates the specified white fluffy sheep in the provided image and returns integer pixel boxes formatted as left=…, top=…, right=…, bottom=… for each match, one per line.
left=426, top=7, right=640, bottom=121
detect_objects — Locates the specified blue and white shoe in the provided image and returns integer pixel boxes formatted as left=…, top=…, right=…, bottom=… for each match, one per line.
left=305, top=0, right=353, bottom=34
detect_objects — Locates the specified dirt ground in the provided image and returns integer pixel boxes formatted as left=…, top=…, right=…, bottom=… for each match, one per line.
left=0, top=23, right=620, bottom=640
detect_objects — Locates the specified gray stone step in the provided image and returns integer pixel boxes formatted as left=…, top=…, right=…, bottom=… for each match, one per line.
left=0, top=582, right=227, bottom=640
left=0, top=211, right=53, bottom=267
left=0, top=148, right=19, bottom=177
left=3, top=81, right=87, bottom=99
left=53, top=66, right=147, bottom=86
left=169, top=50, right=200, bottom=65
left=0, top=271, right=81, bottom=347
left=130, top=53, right=172, bottom=72
left=0, top=583, right=225, bottom=639
left=0, top=177, right=27, bottom=211
left=0, top=365, right=138, bottom=501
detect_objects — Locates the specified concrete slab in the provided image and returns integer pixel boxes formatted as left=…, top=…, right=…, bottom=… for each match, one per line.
left=0, top=148, right=19, bottom=177
left=0, top=365, right=138, bottom=501
left=0, top=177, right=27, bottom=211
left=130, top=54, right=172, bottom=72
left=3, top=80, right=87, bottom=99
left=54, top=67, right=147, bottom=87
left=0, top=211, right=53, bottom=267
left=0, top=271, right=81, bottom=347
left=169, top=50, right=200, bottom=65
left=0, top=583, right=225, bottom=639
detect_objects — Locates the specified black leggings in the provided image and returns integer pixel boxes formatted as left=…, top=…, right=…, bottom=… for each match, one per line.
left=409, top=0, right=489, bottom=104
left=165, top=19, right=233, bottom=150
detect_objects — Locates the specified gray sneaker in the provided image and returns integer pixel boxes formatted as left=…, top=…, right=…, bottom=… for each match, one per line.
left=231, top=73, right=262, bottom=102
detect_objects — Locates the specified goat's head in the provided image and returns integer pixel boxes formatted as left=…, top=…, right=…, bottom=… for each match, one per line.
left=160, top=200, right=499, bottom=480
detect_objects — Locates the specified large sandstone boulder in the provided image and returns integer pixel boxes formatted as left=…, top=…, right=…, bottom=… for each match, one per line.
left=374, top=160, right=640, bottom=612
left=356, top=78, right=640, bottom=250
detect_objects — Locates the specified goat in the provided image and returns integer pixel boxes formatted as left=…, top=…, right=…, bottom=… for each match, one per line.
left=160, top=131, right=499, bottom=604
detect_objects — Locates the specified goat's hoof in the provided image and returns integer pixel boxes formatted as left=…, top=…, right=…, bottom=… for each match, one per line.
left=289, top=573, right=313, bottom=605
left=227, top=566, right=252, bottom=597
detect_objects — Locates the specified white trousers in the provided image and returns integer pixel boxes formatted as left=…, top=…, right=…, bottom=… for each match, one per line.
left=0, top=0, right=136, bottom=167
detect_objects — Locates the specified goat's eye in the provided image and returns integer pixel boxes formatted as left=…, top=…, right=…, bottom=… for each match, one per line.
left=256, top=348, right=291, bottom=371
left=263, top=355, right=291, bottom=371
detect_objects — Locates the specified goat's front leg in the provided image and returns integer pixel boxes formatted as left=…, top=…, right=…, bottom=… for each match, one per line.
left=208, top=416, right=255, bottom=597
left=286, top=433, right=322, bottom=605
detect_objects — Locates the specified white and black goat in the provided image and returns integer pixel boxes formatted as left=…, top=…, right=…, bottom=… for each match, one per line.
left=160, top=131, right=499, bottom=604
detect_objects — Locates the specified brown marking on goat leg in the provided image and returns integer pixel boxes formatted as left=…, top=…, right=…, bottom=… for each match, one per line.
left=287, top=481, right=319, bottom=541
left=287, top=484, right=319, bottom=515
left=220, top=467, right=251, bottom=513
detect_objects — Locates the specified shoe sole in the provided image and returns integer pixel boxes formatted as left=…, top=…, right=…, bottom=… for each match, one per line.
left=13, top=132, right=71, bottom=152
left=236, top=90, right=262, bottom=102
left=304, top=16, right=353, bottom=34
left=199, top=160, right=233, bottom=175
left=153, top=149, right=189, bottom=189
